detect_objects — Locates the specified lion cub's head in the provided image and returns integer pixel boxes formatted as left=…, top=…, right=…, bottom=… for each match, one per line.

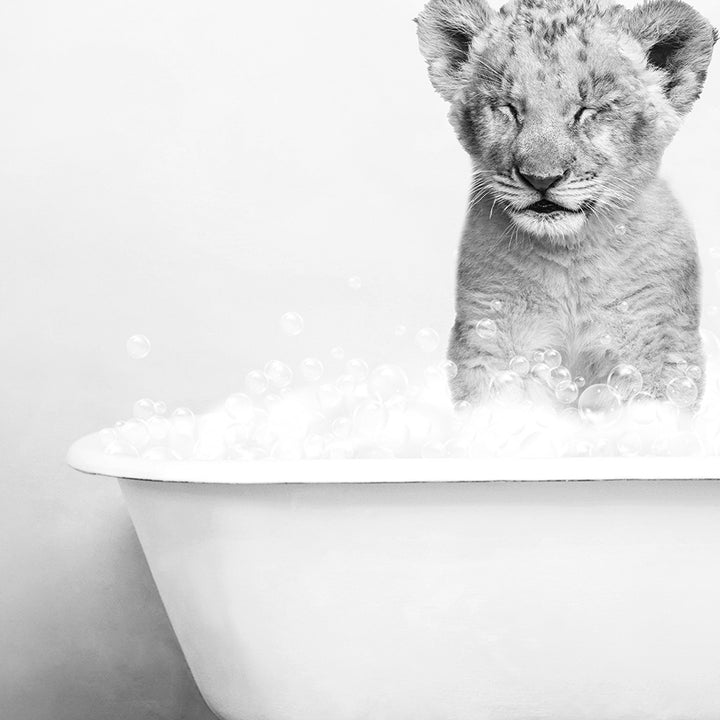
left=417, top=0, right=716, bottom=241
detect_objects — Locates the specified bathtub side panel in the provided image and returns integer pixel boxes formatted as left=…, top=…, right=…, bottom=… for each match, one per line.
left=119, top=478, right=720, bottom=720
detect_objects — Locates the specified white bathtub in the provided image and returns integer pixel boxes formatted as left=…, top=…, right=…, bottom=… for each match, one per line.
left=68, top=432, right=720, bottom=720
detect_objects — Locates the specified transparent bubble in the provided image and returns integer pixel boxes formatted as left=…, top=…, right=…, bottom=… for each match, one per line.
left=331, top=416, right=352, bottom=438
left=687, top=364, right=702, bottom=381
left=530, top=363, right=551, bottom=385
left=133, top=398, right=155, bottom=420
left=600, top=333, right=612, bottom=346
left=224, top=393, right=255, bottom=423
left=490, top=371, right=525, bottom=405
left=607, top=364, right=643, bottom=401
left=617, top=431, right=644, bottom=457
left=532, top=350, right=545, bottom=364
left=518, top=432, right=558, bottom=459
left=127, top=334, right=151, bottom=360
left=440, top=359, right=458, bottom=380
left=146, top=416, right=171, bottom=443
left=265, top=360, right=293, bottom=389
left=280, top=311, right=304, bottom=336
left=574, top=376, right=586, bottom=389
left=415, top=328, right=440, bottom=353
left=475, top=319, right=498, bottom=340
left=453, top=400, right=473, bottom=420
left=509, top=355, right=530, bottom=377
left=667, top=376, right=698, bottom=408
left=117, top=419, right=150, bottom=449
left=224, top=422, right=253, bottom=447
left=615, top=224, right=627, bottom=236
left=578, top=385, right=622, bottom=426
left=627, top=392, right=657, bottom=424
left=549, top=366, right=572, bottom=389
left=555, top=381, right=579, bottom=405
left=618, top=301, right=629, bottom=313
left=171, top=407, right=195, bottom=435
left=490, top=299, right=504, bottom=313
left=317, top=383, right=343, bottom=412
left=354, top=399, right=388, bottom=437
left=335, top=374, right=355, bottom=395
left=368, top=364, right=409, bottom=400
left=154, top=400, right=167, bottom=416
left=346, top=358, right=369, bottom=382
left=348, top=276, right=362, bottom=291
left=245, top=370, right=269, bottom=395
left=653, top=432, right=703, bottom=457
left=330, top=346, right=346, bottom=360
left=670, top=356, right=689, bottom=374
left=300, top=357, right=324, bottom=383
left=394, top=324, right=407, bottom=337
left=423, top=365, right=444, bottom=387
left=544, top=349, right=562, bottom=369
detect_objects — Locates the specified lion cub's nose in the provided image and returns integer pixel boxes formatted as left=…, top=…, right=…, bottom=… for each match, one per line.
left=518, top=171, right=563, bottom=192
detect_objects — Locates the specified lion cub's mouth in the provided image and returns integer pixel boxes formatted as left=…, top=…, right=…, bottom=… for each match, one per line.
left=526, top=200, right=584, bottom=215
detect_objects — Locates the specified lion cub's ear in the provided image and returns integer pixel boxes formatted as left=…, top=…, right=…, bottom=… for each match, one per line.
left=416, top=0, right=496, bottom=102
left=622, top=0, right=717, bottom=115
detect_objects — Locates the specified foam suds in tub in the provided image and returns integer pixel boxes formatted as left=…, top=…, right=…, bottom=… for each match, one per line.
left=100, top=326, right=720, bottom=460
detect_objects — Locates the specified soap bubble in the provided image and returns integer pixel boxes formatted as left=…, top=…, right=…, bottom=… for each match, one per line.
left=171, top=407, right=195, bottom=435
left=368, top=364, right=409, bottom=400
left=667, top=376, right=698, bottom=408
left=280, top=312, right=304, bottom=336
left=245, top=370, right=269, bottom=395
left=671, top=357, right=689, bottom=374
left=146, top=416, right=172, bottom=443
left=627, top=392, right=657, bottom=424
left=415, top=328, right=440, bottom=353
left=117, top=419, right=150, bottom=449
left=133, top=398, right=155, bottom=420
left=439, top=360, right=458, bottom=380
left=346, top=358, right=369, bottom=382
left=348, top=276, right=362, bottom=290
left=154, top=400, right=167, bottom=416
left=142, top=446, right=178, bottom=461
left=544, top=349, right=562, bottom=369
left=509, top=356, right=530, bottom=377
left=394, top=325, right=407, bottom=337
left=549, top=366, right=572, bottom=388
left=300, top=357, right=324, bottom=383
left=653, top=432, right=703, bottom=457
left=265, top=360, right=293, bottom=389
left=105, top=439, right=139, bottom=457
left=615, top=224, right=627, bottom=235
left=475, top=319, right=498, bottom=340
left=574, top=376, right=586, bottom=388
left=324, top=441, right=354, bottom=459
left=335, top=374, right=355, bottom=395
left=354, top=399, right=388, bottom=437
left=600, top=333, right=612, bottom=346
left=607, top=364, right=643, bottom=401
left=224, top=393, right=255, bottom=423
left=303, top=434, right=326, bottom=459
left=578, top=385, right=622, bottom=426
left=332, top=416, right=352, bottom=438
left=618, top=300, right=629, bottom=313
left=424, top=365, right=444, bottom=387
left=317, top=383, right=343, bottom=412
left=126, top=334, right=151, bottom=360
left=532, top=350, right=545, bottom=363
left=530, top=363, right=551, bottom=385
left=687, top=364, right=702, bottom=381
left=490, top=299, right=504, bottom=313
left=555, top=381, right=579, bottom=404
left=330, top=346, right=346, bottom=360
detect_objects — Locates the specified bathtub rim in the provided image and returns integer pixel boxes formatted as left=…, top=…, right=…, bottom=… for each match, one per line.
left=67, top=431, right=720, bottom=484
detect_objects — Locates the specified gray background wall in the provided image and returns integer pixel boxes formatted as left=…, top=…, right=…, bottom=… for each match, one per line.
left=2, top=0, right=719, bottom=717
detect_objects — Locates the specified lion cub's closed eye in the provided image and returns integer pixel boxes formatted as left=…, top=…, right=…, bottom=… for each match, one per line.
left=416, top=0, right=716, bottom=408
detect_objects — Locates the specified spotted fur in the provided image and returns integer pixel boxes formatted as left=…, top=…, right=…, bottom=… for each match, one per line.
left=416, top=0, right=716, bottom=405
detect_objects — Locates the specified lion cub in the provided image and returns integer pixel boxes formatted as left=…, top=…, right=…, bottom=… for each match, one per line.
left=417, top=0, right=716, bottom=405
